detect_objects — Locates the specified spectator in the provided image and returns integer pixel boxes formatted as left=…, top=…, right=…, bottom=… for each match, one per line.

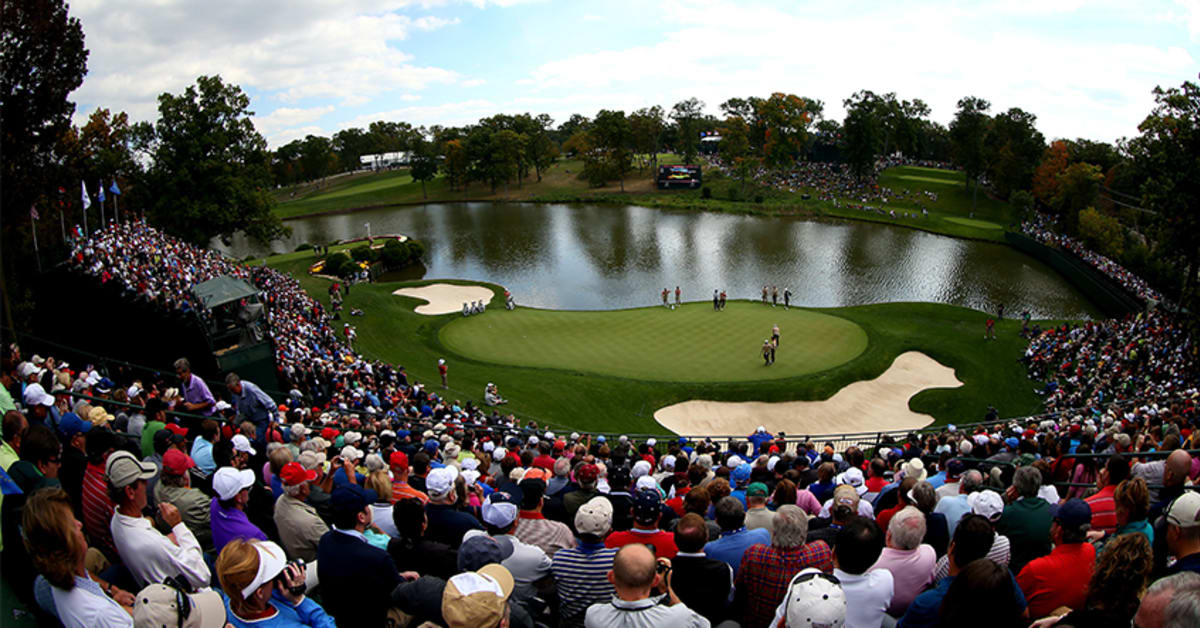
left=211, top=466, right=268, bottom=553
left=442, top=563, right=517, bottom=628
left=1036, top=532, right=1152, bottom=627
left=1150, top=450, right=1192, bottom=522
left=273, top=461, right=328, bottom=562
left=107, top=450, right=210, bottom=590
left=1017, top=498, right=1097, bottom=619
left=908, top=480, right=950, bottom=558
left=934, top=459, right=966, bottom=501
left=832, top=516, right=893, bottom=627
left=808, top=485, right=861, bottom=550
left=583, top=543, right=708, bottom=628
left=605, top=488, right=677, bottom=559
left=553, top=497, right=618, bottom=626
left=564, top=463, right=603, bottom=522
left=191, top=419, right=219, bottom=478
left=998, top=465, right=1052, bottom=575
left=933, top=469, right=982, bottom=537
left=466, top=491, right=552, bottom=585
left=1133, top=571, right=1200, bottom=628
left=744, top=482, right=776, bottom=531
left=1102, top=476, right=1153, bottom=546
left=933, top=489, right=1010, bottom=580
left=389, top=450, right=428, bottom=504
left=514, top=477, right=574, bottom=557
left=388, top=498, right=458, bottom=579
left=1164, top=492, right=1200, bottom=575
left=22, top=487, right=135, bottom=626
left=704, top=497, right=771, bottom=577
left=225, top=373, right=276, bottom=447
left=155, top=448, right=213, bottom=551
left=366, top=471, right=398, bottom=538
left=317, top=484, right=402, bottom=626
left=670, top=513, right=733, bottom=625
left=736, top=505, right=832, bottom=628
left=174, top=358, right=215, bottom=417
left=875, top=476, right=917, bottom=531
left=80, top=427, right=116, bottom=560
left=937, top=559, right=1026, bottom=628
left=216, top=538, right=335, bottom=627
left=898, top=514, right=1026, bottom=628
left=424, top=466, right=483, bottom=548
left=1086, top=454, right=1130, bottom=536
left=771, top=568, right=847, bottom=628
left=870, top=506, right=936, bottom=616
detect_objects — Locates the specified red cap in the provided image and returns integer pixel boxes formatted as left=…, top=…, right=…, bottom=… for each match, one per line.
left=279, top=461, right=318, bottom=486
left=389, top=451, right=409, bottom=469
left=576, top=463, right=599, bottom=483
left=278, top=404, right=289, bottom=413
left=162, top=449, right=196, bottom=475
left=321, top=427, right=340, bottom=441
left=523, top=468, right=550, bottom=482
left=164, top=423, right=188, bottom=437
left=553, top=440, right=565, bottom=451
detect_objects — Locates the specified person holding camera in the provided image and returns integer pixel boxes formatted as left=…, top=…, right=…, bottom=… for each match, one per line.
left=216, top=538, right=335, bottom=627
left=584, top=543, right=710, bottom=627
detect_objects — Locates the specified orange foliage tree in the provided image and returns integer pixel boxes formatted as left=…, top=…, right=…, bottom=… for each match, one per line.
left=1032, top=140, right=1069, bottom=206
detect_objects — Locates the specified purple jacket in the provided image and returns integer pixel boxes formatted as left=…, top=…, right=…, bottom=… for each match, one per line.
left=210, top=497, right=267, bottom=553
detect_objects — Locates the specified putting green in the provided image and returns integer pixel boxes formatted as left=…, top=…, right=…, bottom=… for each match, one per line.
left=944, top=216, right=1003, bottom=230
left=440, top=301, right=868, bottom=383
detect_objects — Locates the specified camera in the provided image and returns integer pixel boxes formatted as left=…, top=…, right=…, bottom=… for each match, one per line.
left=276, top=559, right=306, bottom=596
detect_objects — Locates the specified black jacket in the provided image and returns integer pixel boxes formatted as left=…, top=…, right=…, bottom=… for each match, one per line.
left=317, top=530, right=402, bottom=627
left=671, top=553, right=734, bottom=624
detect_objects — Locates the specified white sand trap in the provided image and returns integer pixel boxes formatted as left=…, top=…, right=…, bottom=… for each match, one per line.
left=392, top=283, right=495, bottom=315
left=654, top=351, right=963, bottom=436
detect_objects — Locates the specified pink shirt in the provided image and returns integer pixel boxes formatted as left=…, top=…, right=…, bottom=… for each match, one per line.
left=869, top=544, right=937, bottom=616
left=794, top=489, right=822, bottom=516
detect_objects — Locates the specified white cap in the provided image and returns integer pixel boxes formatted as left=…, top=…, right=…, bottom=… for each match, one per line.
left=784, top=568, right=846, bottom=627
left=231, top=434, right=256, bottom=455
left=213, top=467, right=255, bottom=501
left=646, top=438, right=657, bottom=447
left=427, top=466, right=458, bottom=497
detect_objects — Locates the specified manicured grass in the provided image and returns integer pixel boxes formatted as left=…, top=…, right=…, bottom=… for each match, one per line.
left=944, top=216, right=1003, bottom=230
left=440, top=302, right=867, bottom=383
left=261, top=252, right=1061, bottom=435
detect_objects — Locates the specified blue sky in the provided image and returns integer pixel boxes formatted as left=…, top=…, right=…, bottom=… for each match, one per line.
left=70, top=0, right=1199, bottom=149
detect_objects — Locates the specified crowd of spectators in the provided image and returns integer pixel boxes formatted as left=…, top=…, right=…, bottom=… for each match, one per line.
left=1021, top=213, right=1165, bottom=304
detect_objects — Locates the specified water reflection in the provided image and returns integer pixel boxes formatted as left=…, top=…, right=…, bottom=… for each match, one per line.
left=219, top=203, right=1100, bottom=318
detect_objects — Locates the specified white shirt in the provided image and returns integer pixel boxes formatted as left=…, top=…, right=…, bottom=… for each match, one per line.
left=1037, top=485, right=1061, bottom=505
left=371, top=503, right=398, bottom=538
left=770, top=568, right=893, bottom=628
left=464, top=530, right=551, bottom=584
left=50, top=576, right=132, bottom=628
left=110, top=512, right=210, bottom=590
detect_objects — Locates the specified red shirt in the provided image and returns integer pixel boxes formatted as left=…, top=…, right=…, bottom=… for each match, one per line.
left=865, top=476, right=889, bottom=493
left=666, top=487, right=691, bottom=516
left=532, top=455, right=556, bottom=471
left=82, top=463, right=116, bottom=558
left=1017, top=542, right=1096, bottom=618
left=605, top=527, right=677, bottom=559
left=876, top=502, right=904, bottom=531
left=1084, top=485, right=1117, bottom=535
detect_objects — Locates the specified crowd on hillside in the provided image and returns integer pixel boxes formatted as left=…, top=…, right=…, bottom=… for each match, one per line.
left=1021, top=213, right=1165, bottom=304
left=6, top=341, right=1200, bottom=627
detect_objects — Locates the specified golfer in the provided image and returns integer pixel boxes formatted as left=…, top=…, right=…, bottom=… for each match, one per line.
left=762, top=339, right=773, bottom=366
left=772, top=324, right=780, bottom=347
left=675, top=286, right=681, bottom=306
left=438, top=358, right=448, bottom=388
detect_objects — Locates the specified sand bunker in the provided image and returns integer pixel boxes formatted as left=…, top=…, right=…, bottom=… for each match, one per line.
left=654, top=351, right=962, bottom=436
left=392, top=283, right=495, bottom=315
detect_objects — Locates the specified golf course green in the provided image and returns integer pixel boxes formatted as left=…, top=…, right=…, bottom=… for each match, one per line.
left=440, top=302, right=868, bottom=383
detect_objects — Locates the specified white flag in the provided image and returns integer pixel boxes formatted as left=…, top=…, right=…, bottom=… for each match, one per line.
left=81, top=180, right=91, bottom=211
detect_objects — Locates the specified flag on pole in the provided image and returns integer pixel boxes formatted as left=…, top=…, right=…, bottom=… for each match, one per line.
left=98, top=180, right=106, bottom=203
left=30, top=205, right=39, bottom=221
left=110, top=180, right=121, bottom=196
left=81, top=181, right=91, bottom=211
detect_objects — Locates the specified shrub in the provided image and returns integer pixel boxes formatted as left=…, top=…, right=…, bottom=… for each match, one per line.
left=322, top=253, right=350, bottom=277
left=727, top=186, right=740, bottom=202
left=380, top=245, right=409, bottom=269
left=350, top=244, right=378, bottom=263
left=701, top=186, right=712, bottom=199
left=294, top=242, right=313, bottom=252
left=754, top=195, right=764, bottom=204
left=406, top=239, right=426, bottom=262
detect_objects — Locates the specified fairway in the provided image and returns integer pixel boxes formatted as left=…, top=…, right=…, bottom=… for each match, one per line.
left=439, top=301, right=868, bottom=383
left=944, top=216, right=1002, bottom=230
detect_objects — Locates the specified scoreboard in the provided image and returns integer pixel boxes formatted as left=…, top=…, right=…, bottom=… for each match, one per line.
left=657, top=165, right=702, bottom=190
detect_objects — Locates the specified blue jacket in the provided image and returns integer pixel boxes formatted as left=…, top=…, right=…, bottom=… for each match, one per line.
left=222, top=589, right=336, bottom=628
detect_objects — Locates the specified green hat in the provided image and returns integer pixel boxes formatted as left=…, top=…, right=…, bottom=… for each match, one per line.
left=746, top=482, right=769, bottom=498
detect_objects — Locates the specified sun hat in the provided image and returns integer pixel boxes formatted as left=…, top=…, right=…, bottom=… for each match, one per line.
left=575, top=496, right=613, bottom=536
left=133, top=583, right=226, bottom=628
left=213, top=467, right=255, bottom=500
left=783, top=568, right=846, bottom=628
left=162, top=449, right=197, bottom=476
left=441, top=564, right=515, bottom=628
left=836, top=468, right=867, bottom=495
left=106, top=450, right=157, bottom=489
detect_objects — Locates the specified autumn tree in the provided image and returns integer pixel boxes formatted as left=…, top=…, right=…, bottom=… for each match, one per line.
left=759, top=92, right=819, bottom=169
left=1032, top=140, right=1070, bottom=206
left=442, top=138, right=469, bottom=190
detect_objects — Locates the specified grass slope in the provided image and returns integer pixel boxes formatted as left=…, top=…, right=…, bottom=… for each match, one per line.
left=263, top=250, right=1058, bottom=435
left=440, top=302, right=867, bottom=383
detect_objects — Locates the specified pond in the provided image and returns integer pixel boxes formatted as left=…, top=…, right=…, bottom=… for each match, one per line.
left=218, top=203, right=1100, bottom=319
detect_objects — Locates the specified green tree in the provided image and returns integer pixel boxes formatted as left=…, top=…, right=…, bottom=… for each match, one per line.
left=950, top=96, right=992, bottom=210
left=629, top=106, right=666, bottom=172
left=670, top=97, right=705, bottom=164
left=524, top=113, right=558, bottom=182
left=984, top=107, right=1045, bottom=199
left=137, top=75, right=285, bottom=246
left=332, top=127, right=376, bottom=172
left=299, top=134, right=337, bottom=182
left=720, top=116, right=756, bottom=195
left=409, top=132, right=439, bottom=199
left=1077, top=207, right=1124, bottom=258
left=1009, top=189, right=1034, bottom=222
left=491, top=128, right=527, bottom=190
left=842, top=91, right=885, bottom=179
left=591, top=109, right=633, bottom=191
left=1053, top=162, right=1103, bottom=233
left=441, top=138, right=469, bottom=191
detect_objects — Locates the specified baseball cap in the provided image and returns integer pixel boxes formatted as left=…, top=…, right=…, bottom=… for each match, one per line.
left=632, top=488, right=662, bottom=523
left=482, top=492, right=520, bottom=528
left=133, top=584, right=226, bottom=628
left=330, top=484, right=377, bottom=518
left=106, top=450, right=157, bottom=489
left=162, top=449, right=196, bottom=476
left=746, top=482, right=769, bottom=498
left=575, top=496, right=613, bottom=537
left=1166, top=492, right=1200, bottom=528
left=576, top=463, right=599, bottom=484
left=426, top=466, right=458, bottom=498
left=732, top=463, right=752, bottom=484
left=231, top=434, right=256, bottom=455
left=320, top=427, right=340, bottom=441
left=1051, top=498, right=1092, bottom=529
left=58, top=412, right=92, bottom=438
left=945, top=459, right=966, bottom=478
left=23, top=384, right=54, bottom=408
left=442, top=565, right=515, bottom=628
left=967, top=490, right=1005, bottom=522
left=163, top=423, right=188, bottom=438
left=608, top=465, right=631, bottom=487
left=279, top=461, right=317, bottom=486
left=389, top=451, right=409, bottom=470
left=297, top=450, right=322, bottom=471
left=1005, top=437, right=1019, bottom=449
left=213, top=467, right=255, bottom=500
left=784, top=568, right=846, bottom=628
left=458, top=534, right=515, bottom=571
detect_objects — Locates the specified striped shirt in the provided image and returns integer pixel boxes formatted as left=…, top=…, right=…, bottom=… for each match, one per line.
left=552, top=540, right=617, bottom=626
left=81, top=463, right=116, bottom=558
left=1085, top=485, right=1118, bottom=535
left=515, top=511, right=575, bottom=557
left=391, top=480, right=428, bottom=504
left=933, top=532, right=1011, bottom=580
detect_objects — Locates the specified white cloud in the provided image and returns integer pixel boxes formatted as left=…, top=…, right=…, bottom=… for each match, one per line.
left=340, top=99, right=498, bottom=129
left=461, top=79, right=487, bottom=87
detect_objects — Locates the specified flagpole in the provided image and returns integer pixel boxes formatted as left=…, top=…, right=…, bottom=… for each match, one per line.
left=114, top=193, right=119, bottom=223
left=100, top=196, right=105, bottom=227
left=60, top=210, right=66, bottom=242
left=31, top=213, right=41, bottom=273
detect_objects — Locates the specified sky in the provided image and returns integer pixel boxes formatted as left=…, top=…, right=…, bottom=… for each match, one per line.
left=69, top=0, right=1200, bottom=150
